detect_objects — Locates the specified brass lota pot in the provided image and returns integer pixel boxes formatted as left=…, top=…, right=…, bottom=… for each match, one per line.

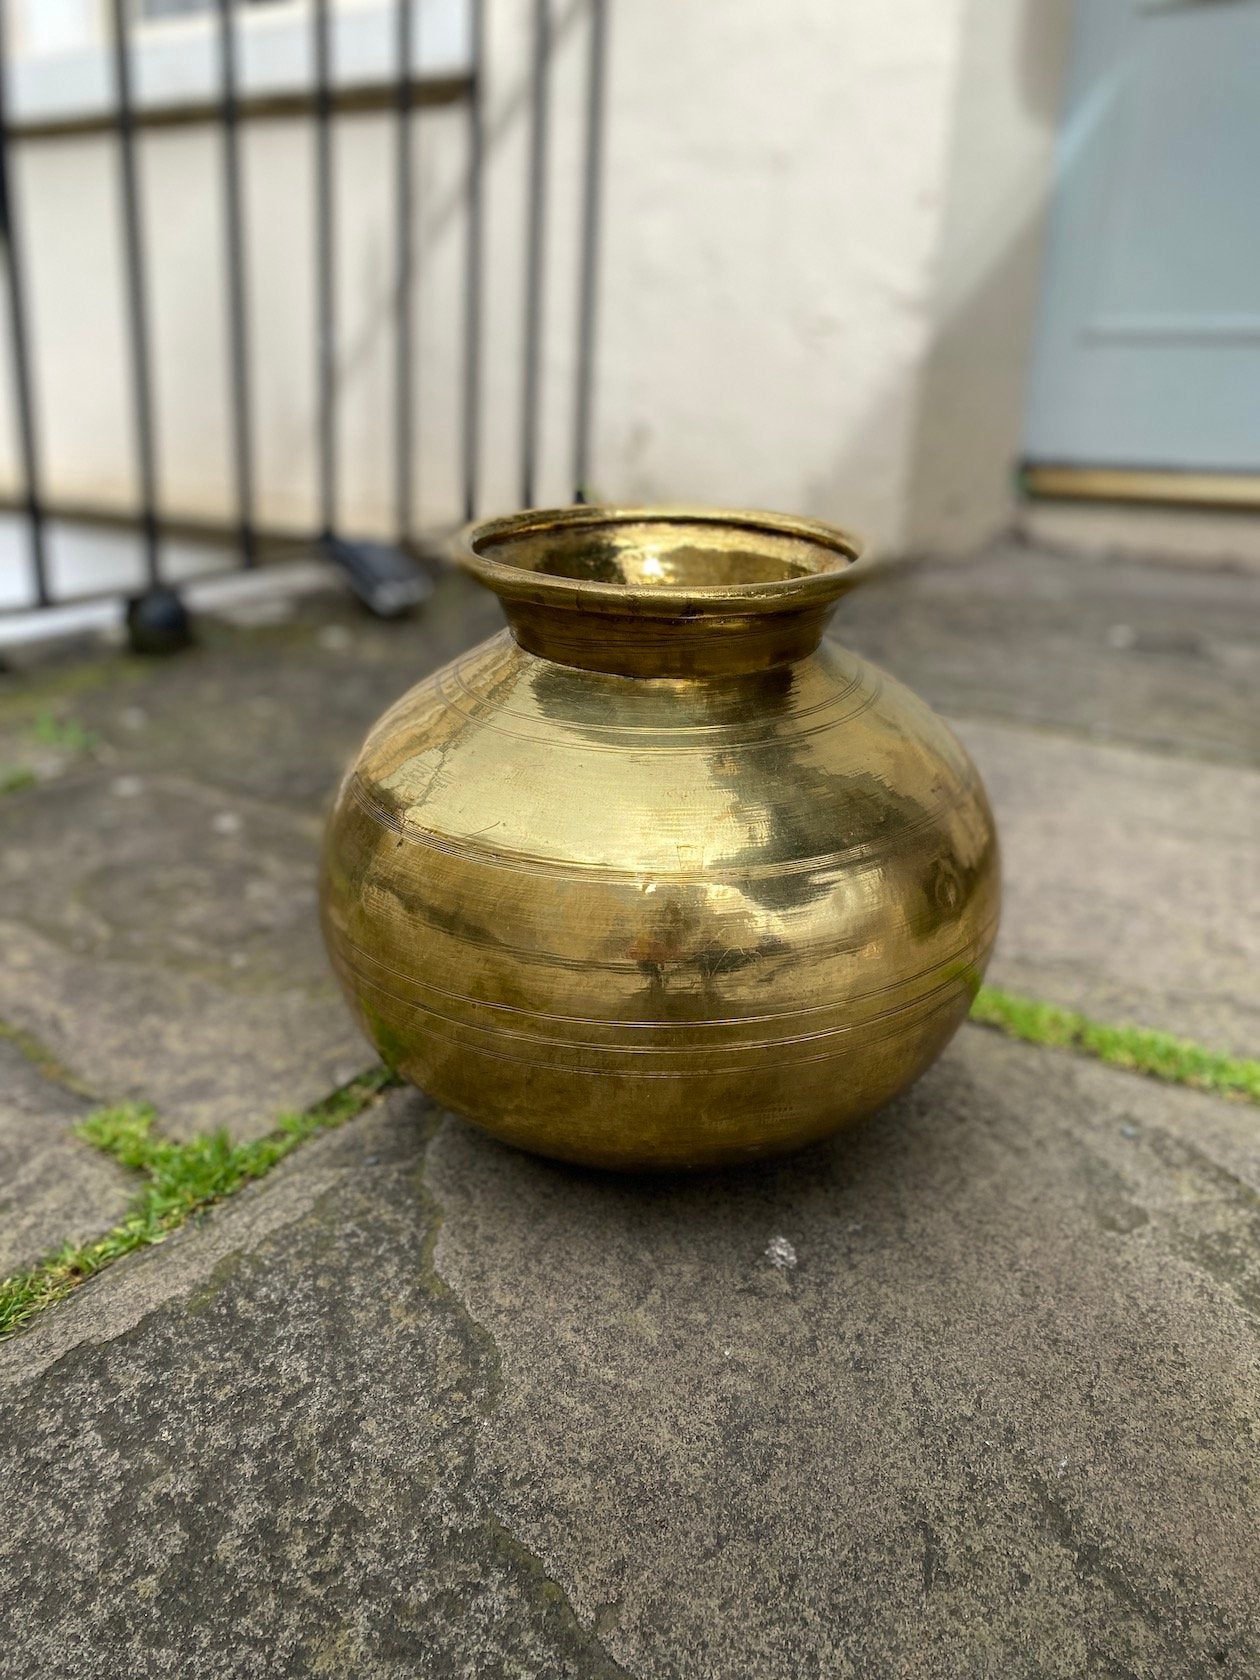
left=321, top=506, right=1000, bottom=1170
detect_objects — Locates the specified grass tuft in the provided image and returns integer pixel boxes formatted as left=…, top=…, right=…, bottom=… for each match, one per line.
left=31, top=710, right=96, bottom=753
left=0, top=1067, right=395, bottom=1341
left=970, top=985, right=1260, bottom=1104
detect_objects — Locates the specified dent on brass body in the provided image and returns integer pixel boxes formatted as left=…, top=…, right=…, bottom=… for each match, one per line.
left=321, top=507, right=1001, bottom=1169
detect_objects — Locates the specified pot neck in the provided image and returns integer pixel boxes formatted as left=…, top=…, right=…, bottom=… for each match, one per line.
left=456, top=506, right=864, bottom=681
left=501, top=596, right=836, bottom=678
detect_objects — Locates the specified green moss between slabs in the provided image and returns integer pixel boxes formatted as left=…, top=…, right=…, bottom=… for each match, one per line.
left=970, top=984, right=1260, bottom=1105
left=0, top=1067, right=395, bottom=1341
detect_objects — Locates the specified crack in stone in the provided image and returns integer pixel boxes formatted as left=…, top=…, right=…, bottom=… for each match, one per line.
left=0, top=1098, right=642, bottom=1678
left=410, top=1112, right=640, bottom=1678
left=0, top=1013, right=97, bottom=1099
left=1026, top=1475, right=1233, bottom=1677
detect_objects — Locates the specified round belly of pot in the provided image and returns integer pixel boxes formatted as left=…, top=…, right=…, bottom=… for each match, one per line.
left=320, top=507, right=1000, bottom=1170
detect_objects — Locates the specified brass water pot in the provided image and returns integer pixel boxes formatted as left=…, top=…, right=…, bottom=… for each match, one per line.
left=321, top=507, right=1000, bottom=1170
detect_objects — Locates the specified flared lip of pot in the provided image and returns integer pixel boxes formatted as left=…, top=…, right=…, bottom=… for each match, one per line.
left=454, top=505, right=866, bottom=620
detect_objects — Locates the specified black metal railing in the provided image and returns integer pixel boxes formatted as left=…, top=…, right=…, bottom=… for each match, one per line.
left=0, top=0, right=609, bottom=637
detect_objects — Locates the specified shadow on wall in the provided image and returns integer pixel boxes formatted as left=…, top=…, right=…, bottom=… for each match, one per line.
left=905, top=0, right=1073, bottom=554
left=796, top=0, right=1073, bottom=561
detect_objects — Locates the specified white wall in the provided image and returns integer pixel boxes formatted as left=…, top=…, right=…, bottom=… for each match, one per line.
left=587, top=0, right=967, bottom=554
left=0, top=0, right=1068, bottom=560
left=10, top=1, right=99, bottom=58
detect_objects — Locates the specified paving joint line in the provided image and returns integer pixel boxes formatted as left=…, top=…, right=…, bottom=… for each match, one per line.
left=3, top=989, right=1258, bottom=1343
left=971, top=984, right=1260, bottom=1104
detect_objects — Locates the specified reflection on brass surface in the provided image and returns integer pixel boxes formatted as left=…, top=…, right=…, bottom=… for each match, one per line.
left=321, top=507, right=1001, bottom=1169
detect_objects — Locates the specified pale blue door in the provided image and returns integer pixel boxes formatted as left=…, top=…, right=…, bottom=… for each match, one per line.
left=1025, top=0, right=1260, bottom=471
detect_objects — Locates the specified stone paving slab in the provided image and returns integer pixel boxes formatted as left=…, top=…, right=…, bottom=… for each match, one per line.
left=0, top=578, right=502, bottom=1144
left=0, top=578, right=503, bottom=818
left=0, top=1040, right=132, bottom=1276
left=841, top=541, right=1260, bottom=769
left=957, top=718, right=1260, bottom=1059
left=0, top=767, right=362, bottom=1142
left=1, top=1028, right=1256, bottom=1679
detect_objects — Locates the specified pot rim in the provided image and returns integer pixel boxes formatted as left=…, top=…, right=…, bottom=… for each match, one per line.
left=454, top=505, right=866, bottom=619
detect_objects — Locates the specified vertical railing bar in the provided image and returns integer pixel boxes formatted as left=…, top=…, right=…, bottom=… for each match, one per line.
left=572, top=0, right=607, bottom=504
left=461, top=0, right=484, bottom=524
left=520, top=0, right=549, bottom=509
left=110, top=0, right=161, bottom=586
left=0, top=0, right=48, bottom=605
left=217, top=0, right=256, bottom=567
left=314, top=0, right=336, bottom=539
left=394, top=0, right=415, bottom=543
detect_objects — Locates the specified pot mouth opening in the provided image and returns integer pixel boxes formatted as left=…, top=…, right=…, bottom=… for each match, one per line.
left=456, top=506, right=863, bottom=616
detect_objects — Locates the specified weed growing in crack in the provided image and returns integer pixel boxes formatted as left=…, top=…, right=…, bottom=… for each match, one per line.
left=971, top=985, right=1260, bottom=1104
left=0, top=1067, right=395, bottom=1340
